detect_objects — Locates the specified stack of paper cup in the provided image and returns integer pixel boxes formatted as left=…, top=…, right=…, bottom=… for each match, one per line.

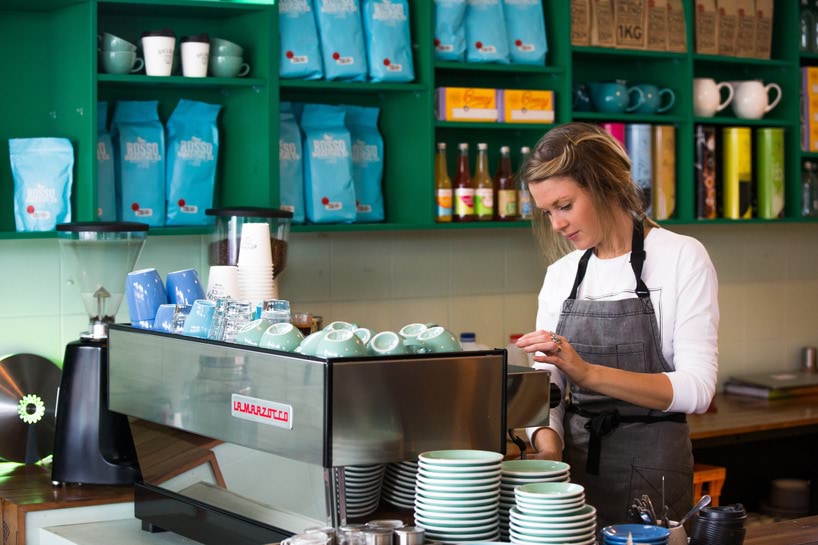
left=237, top=222, right=277, bottom=306
left=206, top=265, right=240, bottom=300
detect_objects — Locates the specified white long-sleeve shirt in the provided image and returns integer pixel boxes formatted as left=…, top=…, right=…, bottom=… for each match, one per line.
left=528, top=227, right=719, bottom=444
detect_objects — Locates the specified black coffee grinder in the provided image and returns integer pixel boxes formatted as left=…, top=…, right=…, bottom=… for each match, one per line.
left=51, top=222, right=148, bottom=485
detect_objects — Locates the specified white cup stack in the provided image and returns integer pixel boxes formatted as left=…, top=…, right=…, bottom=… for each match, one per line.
left=206, top=265, right=240, bottom=300
left=237, top=222, right=277, bottom=306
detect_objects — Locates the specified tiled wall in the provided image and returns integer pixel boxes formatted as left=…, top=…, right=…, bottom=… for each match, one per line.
left=1, top=224, right=817, bottom=387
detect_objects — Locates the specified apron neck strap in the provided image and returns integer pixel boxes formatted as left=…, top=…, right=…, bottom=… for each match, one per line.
left=568, top=221, right=649, bottom=300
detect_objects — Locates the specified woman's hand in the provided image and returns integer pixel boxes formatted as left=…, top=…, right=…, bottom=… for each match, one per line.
left=516, top=330, right=592, bottom=388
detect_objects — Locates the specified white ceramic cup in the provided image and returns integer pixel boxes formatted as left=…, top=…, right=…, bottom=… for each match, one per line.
left=181, top=36, right=210, bottom=78
left=731, top=80, right=782, bottom=119
left=693, top=78, right=734, bottom=117
left=141, top=32, right=176, bottom=76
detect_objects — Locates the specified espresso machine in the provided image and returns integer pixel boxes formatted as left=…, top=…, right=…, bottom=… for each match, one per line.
left=107, top=323, right=556, bottom=545
left=51, top=222, right=148, bottom=485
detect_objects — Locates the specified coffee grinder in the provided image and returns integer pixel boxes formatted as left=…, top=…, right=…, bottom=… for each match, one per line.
left=51, top=222, right=148, bottom=485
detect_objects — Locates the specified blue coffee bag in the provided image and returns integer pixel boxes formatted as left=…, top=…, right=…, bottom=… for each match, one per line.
left=165, top=99, right=222, bottom=226
left=279, top=0, right=324, bottom=80
left=343, top=105, right=384, bottom=222
left=503, top=0, right=548, bottom=65
left=301, top=104, right=356, bottom=223
left=279, top=102, right=306, bottom=224
left=97, top=102, right=117, bottom=221
left=363, top=0, right=415, bottom=82
left=111, top=101, right=165, bottom=226
left=434, top=0, right=467, bottom=61
left=465, top=0, right=510, bottom=64
left=9, top=137, right=73, bottom=232
left=315, top=0, right=368, bottom=81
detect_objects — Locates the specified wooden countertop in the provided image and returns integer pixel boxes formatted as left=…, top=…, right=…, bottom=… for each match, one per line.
left=745, top=515, right=818, bottom=544
left=687, top=392, right=818, bottom=445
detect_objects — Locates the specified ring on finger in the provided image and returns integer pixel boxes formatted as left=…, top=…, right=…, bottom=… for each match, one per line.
left=550, top=333, right=561, bottom=345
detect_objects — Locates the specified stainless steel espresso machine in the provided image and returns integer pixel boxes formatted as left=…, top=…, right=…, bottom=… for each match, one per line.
left=108, top=326, right=556, bottom=545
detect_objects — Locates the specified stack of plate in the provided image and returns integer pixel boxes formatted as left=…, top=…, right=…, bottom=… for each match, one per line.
left=499, top=460, right=571, bottom=540
left=414, top=450, right=504, bottom=543
left=509, top=482, right=597, bottom=545
left=381, top=461, right=418, bottom=509
left=600, top=524, right=670, bottom=545
left=343, top=464, right=386, bottom=519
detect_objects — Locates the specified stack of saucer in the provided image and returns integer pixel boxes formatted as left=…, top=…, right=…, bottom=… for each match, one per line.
left=414, top=450, right=503, bottom=543
left=600, top=524, right=669, bottom=545
left=381, top=461, right=418, bottom=509
left=510, top=482, right=596, bottom=545
left=343, top=464, right=386, bottom=519
left=237, top=222, right=277, bottom=306
left=499, top=460, right=571, bottom=540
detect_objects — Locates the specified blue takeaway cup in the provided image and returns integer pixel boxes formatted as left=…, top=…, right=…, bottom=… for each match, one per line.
left=126, top=268, right=167, bottom=324
left=166, top=268, right=205, bottom=306
left=183, top=299, right=217, bottom=338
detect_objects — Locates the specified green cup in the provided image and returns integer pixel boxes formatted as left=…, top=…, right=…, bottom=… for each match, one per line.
left=368, top=331, right=410, bottom=356
left=260, top=322, right=305, bottom=352
left=209, top=37, right=244, bottom=56
left=100, top=50, right=144, bottom=74
left=353, top=327, right=374, bottom=345
left=296, top=329, right=329, bottom=356
left=99, top=32, right=137, bottom=52
left=416, top=326, right=463, bottom=353
left=315, top=329, right=368, bottom=358
left=324, top=320, right=358, bottom=332
left=209, top=55, right=250, bottom=78
left=235, top=318, right=272, bottom=347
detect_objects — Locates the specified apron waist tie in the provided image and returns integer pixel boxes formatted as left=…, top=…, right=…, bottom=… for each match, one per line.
left=567, top=405, right=686, bottom=475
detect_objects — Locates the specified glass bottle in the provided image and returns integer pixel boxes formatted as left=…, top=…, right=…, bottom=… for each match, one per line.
left=474, top=143, right=494, bottom=221
left=494, top=145, right=517, bottom=221
left=434, top=142, right=453, bottom=223
left=518, top=146, right=533, bottom=220
left=453, top=143, right=475, bottom=222
left=801, top=0, right=815, bottom=52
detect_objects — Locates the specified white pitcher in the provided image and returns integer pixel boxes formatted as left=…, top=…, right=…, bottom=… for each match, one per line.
left=731, top=80, right=782, bottom=119
left=693, top=78, right=734, bottom=117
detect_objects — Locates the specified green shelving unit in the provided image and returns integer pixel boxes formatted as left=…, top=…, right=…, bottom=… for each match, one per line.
left=0, top=0, right=815, bottom=238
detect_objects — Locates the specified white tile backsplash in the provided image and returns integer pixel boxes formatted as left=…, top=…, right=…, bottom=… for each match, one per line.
left=3, top=225, right=818, bottom=388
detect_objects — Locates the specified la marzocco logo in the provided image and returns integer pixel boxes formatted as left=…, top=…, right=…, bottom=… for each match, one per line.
left=231, top=394, right=293, bottom=430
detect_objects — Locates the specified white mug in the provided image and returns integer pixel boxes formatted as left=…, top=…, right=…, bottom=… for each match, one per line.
left=693, top=78, right=734, bottom=117
left=731, top=80, right=782, bottom=119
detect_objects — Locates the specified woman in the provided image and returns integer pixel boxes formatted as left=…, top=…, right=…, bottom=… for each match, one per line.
left=516, top=123, right=719, bottom=528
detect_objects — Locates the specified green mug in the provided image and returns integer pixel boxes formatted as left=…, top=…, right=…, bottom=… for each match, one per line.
left=99, top=32, right=137, bottom=52
left=209, top=36, right=244, bottom=56
left=209, top=55, right=250, bottom=77
left=100, top=50, right=144, bottom=74
left=416, top=326, right=463, bottom=353
left=368, top=331, right=410, bottom=356
left=260, top=322, right=305, bottom=352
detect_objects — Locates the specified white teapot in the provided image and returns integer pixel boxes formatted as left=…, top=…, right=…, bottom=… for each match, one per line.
left=731, top=80, right=782, bottom=119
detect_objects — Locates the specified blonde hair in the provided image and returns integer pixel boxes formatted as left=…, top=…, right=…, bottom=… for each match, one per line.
left=522, top=123, right=655, bottom=263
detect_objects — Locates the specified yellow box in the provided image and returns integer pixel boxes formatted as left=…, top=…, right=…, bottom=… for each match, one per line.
left=500, top=90, right=554, bottom=123
left=436, top=87, right=499, bottom=122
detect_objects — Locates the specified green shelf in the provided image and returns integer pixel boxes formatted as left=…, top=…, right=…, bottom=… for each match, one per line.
left=0, top=0, right=815, bottom=238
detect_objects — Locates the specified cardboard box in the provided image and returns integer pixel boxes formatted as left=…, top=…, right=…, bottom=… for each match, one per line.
left=591, top=0, right=616, bottom=47
left=646, top=0, right=668, bottom=51
left=734, top=0, right=755, bottom=57
left=572, top=0, right=592, bottom=46
left=652, top=125, right=676, bottom=220
left=716, top=0, right=737, bottom=56
left=754, top=0, right=773, bottom=59
left=667, top=0, right=688, bottom=52
left=499, top=89, right=555, bottom=123
left=695, top=0, right=718, bottom=54
left=615, top=0, right=648, bottom=49
left=435, top=87, right=499, bottom=122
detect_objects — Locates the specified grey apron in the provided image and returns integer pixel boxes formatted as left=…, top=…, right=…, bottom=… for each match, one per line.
left=557, top=223, right=693, bottom=528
